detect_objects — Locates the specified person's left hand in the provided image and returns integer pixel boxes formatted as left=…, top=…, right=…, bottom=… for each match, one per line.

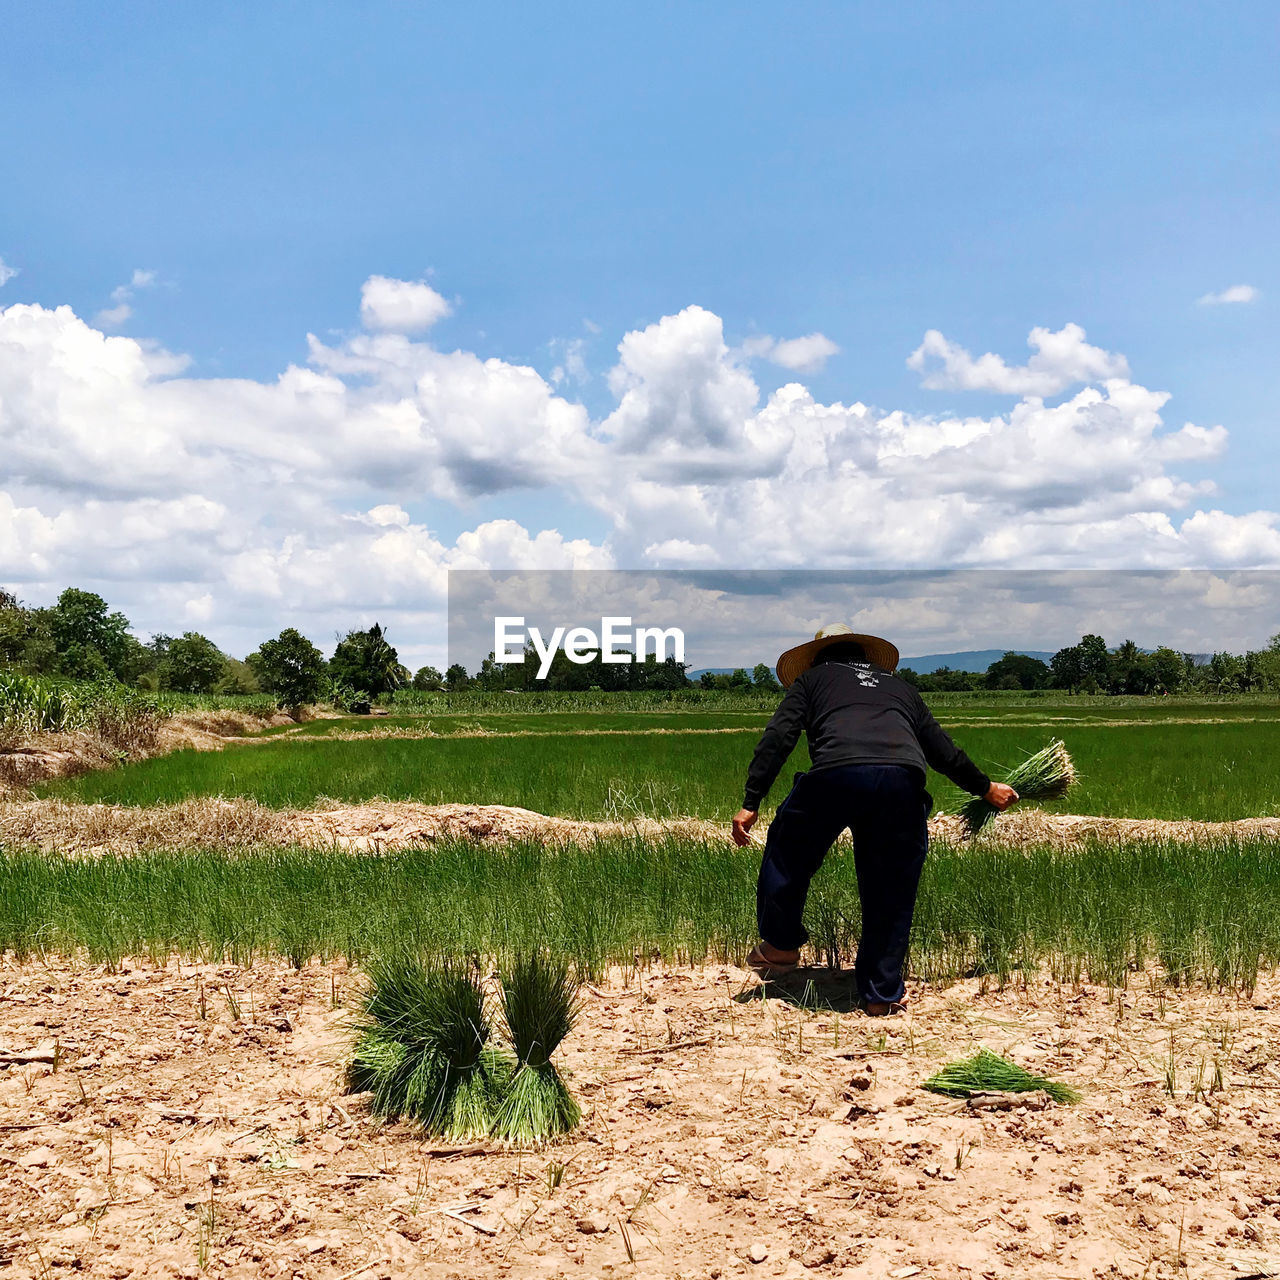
left=732, top=808, right=759, bottom=846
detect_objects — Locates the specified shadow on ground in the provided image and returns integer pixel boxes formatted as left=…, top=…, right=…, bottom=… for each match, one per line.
left=733, top=966, right=867, bottom=1012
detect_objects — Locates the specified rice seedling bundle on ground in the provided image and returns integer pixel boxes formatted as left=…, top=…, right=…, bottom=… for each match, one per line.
left=492, top=951, right=582, bottom=1146
left=348, top=950, right=582, bottom=1145
left=960, top=738, right=1076, bottom=836
left=923, top=1048, right=1080, bottom=1103
left=348, top=954, right=510, bottom=1140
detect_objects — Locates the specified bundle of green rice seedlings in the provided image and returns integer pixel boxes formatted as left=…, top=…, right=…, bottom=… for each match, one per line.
left=348, top=953, right=510, bottom=1139
left=959, top=738, right=1076, bottom=836
left=923, top=1048, right=1079, bottom=1103
left=491, top=951, right=582, bottom=1146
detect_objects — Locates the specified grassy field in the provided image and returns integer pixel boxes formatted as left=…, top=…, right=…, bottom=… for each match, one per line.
left=257, top=710, right=769, bottom=736
left=11, top=695, right=1280, bottom=998
left=386, top=688, right=1280, bottom=713
left=2, top=836, right=1277, bottom=990
left=43, top=701, right=1280, bottom=820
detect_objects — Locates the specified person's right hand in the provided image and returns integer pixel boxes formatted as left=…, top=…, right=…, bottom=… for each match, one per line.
left=731, top=808, right=759, bottom=846
left=984, top=781, right=1019, bottom=810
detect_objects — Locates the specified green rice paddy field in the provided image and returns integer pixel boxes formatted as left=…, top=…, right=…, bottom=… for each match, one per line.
left=41, top=697, right=1280, bottom=821
left=8, top=694, right=1280, bottom=989
left=3, top=836, right=1278, bottom=990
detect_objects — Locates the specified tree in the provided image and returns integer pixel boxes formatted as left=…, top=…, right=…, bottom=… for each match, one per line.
left=752, top=663, right=781, bottom=693
left=0, top=600, right=20, bottom=666
left=1106, top=639, right=1159, bottom=695
left=1051, top=634, right=1109, bottom=692
left=249, top=628, right=328, bottom=709
left=1148, top=647, right=1185, bottom=693
left=216, top=657, right=262, bottom=696
left=1078, top=634, right=1110, bottom=685
left=1049, top=644, right=1083, bottom=691
left=444, top=663, right=470, bottom=691
left=647, top=654, right=691, bottom=690
left=329, top=622, right=407, bottom=695
left=159, top=632, right=227, bottom=693
left=48, top=588, right=133, bottom=680
left=413, top=665, right=443, bottom=691
left=0, top=590, right=57, bottom=672
left=924, top=666, right=975, bottom=693
left=1206, top=650, right=1247, bottom=693
left=1254, top=633, right=1280, bottom=692
left=984, top=652, right=1050, bottom=690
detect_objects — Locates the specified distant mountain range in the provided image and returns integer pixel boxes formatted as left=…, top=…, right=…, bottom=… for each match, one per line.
left=690, top=649, right=1056, bottom=680
left=898, top=649, right=1056, bottom=673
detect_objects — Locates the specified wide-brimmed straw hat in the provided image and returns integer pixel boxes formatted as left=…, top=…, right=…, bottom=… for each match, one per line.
left=775, top=624, right=899, bottom=687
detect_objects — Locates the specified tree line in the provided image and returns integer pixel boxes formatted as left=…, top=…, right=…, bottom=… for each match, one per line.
left=899, top=634, right=1280, bottom=694
left=0, top=587, right=411, bottom=710
left=4, top=587, right=1278, bottom=707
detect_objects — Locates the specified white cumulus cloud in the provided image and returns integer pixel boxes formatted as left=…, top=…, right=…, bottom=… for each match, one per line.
left=94, top=267, right=159, bottom=329
left=1197, top=284, right=1259, bottom=306
left=741, top=332, right=839, bottom=373
left=600, top=305, right=790, bottom=481
left=94, top=303, right=133, bottom=327
left=359, top=275, right=452, bottom=333
left=907, top=323, right=1129, bottom=396
left=2, top=283, right=1278, bottom=663
left=0, top=257, right=18, bottom=287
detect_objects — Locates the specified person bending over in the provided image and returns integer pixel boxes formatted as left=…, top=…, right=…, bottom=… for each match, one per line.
left=732, top=625, right=1018, bottom=1015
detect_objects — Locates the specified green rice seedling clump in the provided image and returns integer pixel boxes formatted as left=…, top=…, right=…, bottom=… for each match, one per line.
left=923, top=1048, right=1080, bottom=1103
left=349, top=953, right=511, bottom=1139
left=960, top=738, right=1077, bottom=836
left=492, top=951, right=582, bottom=1146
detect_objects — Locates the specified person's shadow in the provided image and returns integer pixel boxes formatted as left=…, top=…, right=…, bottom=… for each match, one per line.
left=733, top=967, right=862, bottom=1012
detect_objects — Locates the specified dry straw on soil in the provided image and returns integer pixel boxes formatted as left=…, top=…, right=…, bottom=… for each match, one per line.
left=3, top=795, right=1280, bottom=855
left=0, top=709, right=295, bottom=791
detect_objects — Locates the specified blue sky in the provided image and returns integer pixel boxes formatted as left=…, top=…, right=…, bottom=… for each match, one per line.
left=2, top=2, right=1277, bottom=661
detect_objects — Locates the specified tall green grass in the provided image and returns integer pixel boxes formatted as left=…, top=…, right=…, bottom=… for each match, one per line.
left=0, top=674, right=275, bottom=737
left=43, top=719, right=1280, bottom=821
left=2, top=836, right=1278, bottom=991
left=0, top=672, right=85, bottom=733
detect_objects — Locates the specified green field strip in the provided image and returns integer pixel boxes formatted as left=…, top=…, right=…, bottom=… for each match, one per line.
left=41, top=719, right=1280, bottom=822
left=3, top=837, right=1279, bottom=992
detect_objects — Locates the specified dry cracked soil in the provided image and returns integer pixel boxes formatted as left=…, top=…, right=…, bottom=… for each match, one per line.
left=4, top=960, right=1280, bottom=1279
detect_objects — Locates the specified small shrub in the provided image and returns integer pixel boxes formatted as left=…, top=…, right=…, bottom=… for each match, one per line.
left=324, top=679, right=370, bottom=715
left=90, top=690, right=163, bottom=754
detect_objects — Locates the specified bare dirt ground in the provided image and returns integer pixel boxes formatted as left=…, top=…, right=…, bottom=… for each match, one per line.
left=4, top=957, right=1280, bottom=1279
left=4, top=796, right=1280, bottom=856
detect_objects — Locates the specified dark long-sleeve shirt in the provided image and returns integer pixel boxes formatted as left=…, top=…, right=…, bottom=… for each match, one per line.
left=743, top=660, right=991, bottom=809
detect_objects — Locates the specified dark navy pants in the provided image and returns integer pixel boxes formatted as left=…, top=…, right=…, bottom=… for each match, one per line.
left=756, top=764, right=931, bottom=1005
